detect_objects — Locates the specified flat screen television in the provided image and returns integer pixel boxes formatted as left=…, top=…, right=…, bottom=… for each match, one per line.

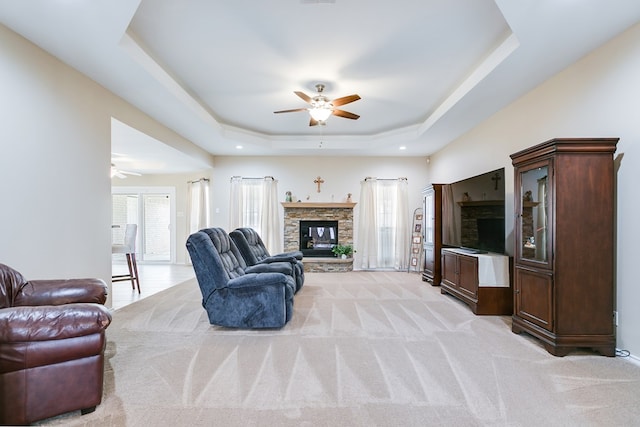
left=442, top=168, right=506, bottom=254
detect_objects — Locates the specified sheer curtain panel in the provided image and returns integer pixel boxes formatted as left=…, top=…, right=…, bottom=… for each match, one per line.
left=357, top=178, right=410, bottom=270
left=229, top=176, right=243, bottom=231
left=261, top=178, right=282, bottom=254
left=188, top=178, right=210, bottom=234
left=357, top=179, right=379, bottom=269
left=229, top=176, right=282, bottom=254
left=394, top=179, right=410, bottom=270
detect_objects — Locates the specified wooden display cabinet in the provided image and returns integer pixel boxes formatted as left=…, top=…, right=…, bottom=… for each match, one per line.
left=421, top=184, right=444, bottom=286
left=511, top=138, right=618, bottom=357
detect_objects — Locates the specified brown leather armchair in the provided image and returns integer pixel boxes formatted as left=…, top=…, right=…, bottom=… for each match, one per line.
left=0, top=263, right=112, bottom=425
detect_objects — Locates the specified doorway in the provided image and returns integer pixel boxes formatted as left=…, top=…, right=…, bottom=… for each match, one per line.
left=112, top=187, right=176, bottom=263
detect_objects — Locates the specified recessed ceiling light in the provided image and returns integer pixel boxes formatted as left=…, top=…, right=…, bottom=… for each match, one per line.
left=399, top=146, right=407, bottom=150
left=236, top=145, right=243, bottom=149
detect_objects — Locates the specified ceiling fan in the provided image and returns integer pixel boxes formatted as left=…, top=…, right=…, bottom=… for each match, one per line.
left=274, top=83, right=361, bottom=126
left=111, top=163, right=142, bottom=179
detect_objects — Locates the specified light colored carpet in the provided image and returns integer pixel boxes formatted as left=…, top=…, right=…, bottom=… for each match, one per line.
left=40, top=272, right=640, bottom=426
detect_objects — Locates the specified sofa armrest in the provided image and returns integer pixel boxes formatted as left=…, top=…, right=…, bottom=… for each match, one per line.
left=245, top=262, right=294, bottom=276
left=277, top=250, right=303, bottom=260
left=13, top=278, right=108, bottom=307
left=0, top=303, right=111, bottom=342
left=259, top=254, right=298, bottom=264
left=225, top=272, right=294, bottom=300
left=226, top=272, right=289, bottom=290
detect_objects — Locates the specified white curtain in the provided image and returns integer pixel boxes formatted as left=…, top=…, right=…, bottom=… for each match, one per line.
left=229, top=176, right=281, bottom=253
left=187, top=179, right=210, bottom=234
left=261, top=178, right=282, bottom=254
left=358, top=178, right=410, bottom=270
left=229, top=176, right=243, bottom=231
left=394, top=179, right=410, bottom=270
left=358, top=179, right=379, bottom=269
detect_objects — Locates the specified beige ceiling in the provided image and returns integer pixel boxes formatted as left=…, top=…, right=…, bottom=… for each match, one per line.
left=1, top=0, right=640, bottom=173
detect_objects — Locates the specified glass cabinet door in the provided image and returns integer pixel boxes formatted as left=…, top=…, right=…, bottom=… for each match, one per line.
left=424, top=190, right=434, bottom=246
left=517, top=161, right=551, bottom=267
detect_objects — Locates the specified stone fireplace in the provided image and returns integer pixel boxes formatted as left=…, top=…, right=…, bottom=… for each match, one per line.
left=299, top=220, right=339, bottom=257
left=282, top=202, right=356, bottom=272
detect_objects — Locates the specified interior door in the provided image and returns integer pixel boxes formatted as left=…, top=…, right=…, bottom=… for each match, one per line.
left=112, top=187, right=175, bottom=263
left=142, top=194, right=171, bottom=261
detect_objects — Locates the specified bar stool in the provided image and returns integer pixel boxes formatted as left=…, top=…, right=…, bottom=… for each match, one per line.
left=112, top=223, right=141, bottom=293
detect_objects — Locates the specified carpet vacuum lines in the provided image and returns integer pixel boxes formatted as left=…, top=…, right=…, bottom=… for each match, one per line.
left=35, top=272, right=640, bottom=427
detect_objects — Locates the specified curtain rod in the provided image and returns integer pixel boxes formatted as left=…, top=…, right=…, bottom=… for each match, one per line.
left=188, top=178, right=210, bottom=183
left=364, top=177, right=408, bottom=181
left=230, top=176, right=274, bottom=181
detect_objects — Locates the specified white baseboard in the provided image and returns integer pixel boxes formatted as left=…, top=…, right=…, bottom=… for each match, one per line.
left=620, top=349, right=640, bottom=366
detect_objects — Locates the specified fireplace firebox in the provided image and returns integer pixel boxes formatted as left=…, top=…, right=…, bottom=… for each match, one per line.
left=299, top=220, right=338, bottom=257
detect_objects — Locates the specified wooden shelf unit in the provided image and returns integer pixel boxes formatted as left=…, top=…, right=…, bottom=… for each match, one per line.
left=511, top=137, right=618, bottom=357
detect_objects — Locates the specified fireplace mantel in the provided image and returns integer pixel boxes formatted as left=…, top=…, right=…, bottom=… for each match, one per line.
left=281, top=202, right=356, bottom=209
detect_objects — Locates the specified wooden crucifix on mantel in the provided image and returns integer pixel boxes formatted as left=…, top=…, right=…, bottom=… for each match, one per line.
left=314, top=176, right=324, bottom=193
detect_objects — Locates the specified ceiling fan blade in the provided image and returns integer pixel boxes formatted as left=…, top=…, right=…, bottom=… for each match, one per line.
left=274, top=108, right=308, bottom=114
left=332, top=109, right=360, bottom=120
left=121, top=170, right=142, bottom=176
left=331, top=94, right=360, bottom=107
left=114, top=172, right=126, bottom=179
left=294, top=91, right=312, bottom=104
left=309, top=117, right=319, bottom=126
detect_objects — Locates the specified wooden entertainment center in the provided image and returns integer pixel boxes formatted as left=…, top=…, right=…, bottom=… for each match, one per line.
left=421, top=138, right=617, bottom=357
left=440, top=248, right=512, bottom=315
left=421, top=171, right=511, bottom=316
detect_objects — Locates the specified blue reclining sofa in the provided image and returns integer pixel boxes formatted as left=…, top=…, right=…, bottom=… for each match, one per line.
left=186, top=227, right=296, bottom=329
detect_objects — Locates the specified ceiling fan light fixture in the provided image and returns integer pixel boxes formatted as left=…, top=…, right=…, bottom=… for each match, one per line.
left=309, top=106, right=332, bottom=121
left=274, top=83, right=359, bottom=126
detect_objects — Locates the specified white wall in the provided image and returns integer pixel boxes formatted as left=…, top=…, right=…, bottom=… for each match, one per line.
left=0, top=23, right=111, bottom=282
left=210, top=156, right=430, bottom=266
left=429, top=22, right=640, bottom=357
left=0, top=24, right=213, bottom=306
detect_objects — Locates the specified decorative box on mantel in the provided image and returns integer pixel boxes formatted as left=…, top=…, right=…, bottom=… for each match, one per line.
left=282, top=202, right=356, bottom=272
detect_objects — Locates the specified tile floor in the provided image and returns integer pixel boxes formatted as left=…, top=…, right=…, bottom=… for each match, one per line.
left=110, top=262, right=195, bottom=310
